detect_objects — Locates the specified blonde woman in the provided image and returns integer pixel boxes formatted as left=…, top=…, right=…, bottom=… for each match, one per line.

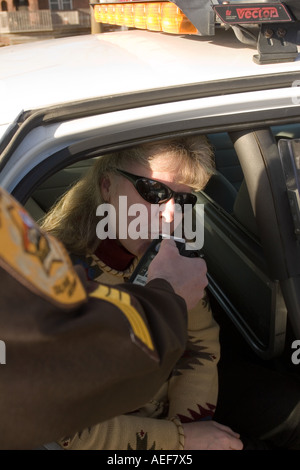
left=40, top=136, right=243, bottom=450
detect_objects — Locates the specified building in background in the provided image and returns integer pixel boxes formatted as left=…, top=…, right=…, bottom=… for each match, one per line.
left=0, top=0, right=91, bottom=45
left=1, top=0, right=90, bottom=11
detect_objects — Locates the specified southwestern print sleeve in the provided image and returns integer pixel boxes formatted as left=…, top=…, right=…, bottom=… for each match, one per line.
left=58, top=414, right=185, bottom=450
left=167, top=291, right=220, bottom=422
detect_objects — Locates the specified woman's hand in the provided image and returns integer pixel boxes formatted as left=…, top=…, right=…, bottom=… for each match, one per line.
left=182, top=420, right=244, bottom=450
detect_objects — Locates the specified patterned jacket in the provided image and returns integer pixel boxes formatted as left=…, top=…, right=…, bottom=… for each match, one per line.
left=58, top=251, right=220, bottom=450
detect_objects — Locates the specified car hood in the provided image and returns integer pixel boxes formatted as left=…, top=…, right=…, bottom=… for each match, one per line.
left=0, top=29, right=299, bottom=136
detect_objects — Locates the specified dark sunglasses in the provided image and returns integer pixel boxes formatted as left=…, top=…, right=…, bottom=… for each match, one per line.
left=116, top=169, right=197, bottom=208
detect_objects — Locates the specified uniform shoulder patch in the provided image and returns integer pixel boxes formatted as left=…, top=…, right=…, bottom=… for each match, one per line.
left=90, top=284, right=158, bottom=361
left=0, top=188, right=87, bottom=309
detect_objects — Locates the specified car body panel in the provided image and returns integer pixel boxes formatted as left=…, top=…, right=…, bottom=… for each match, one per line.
left=0, top=29, right=299, bottom=132
left=2, top=85, right=300, bottom=193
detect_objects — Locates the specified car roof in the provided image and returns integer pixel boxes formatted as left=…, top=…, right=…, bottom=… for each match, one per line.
left=0, top=28, right=299, bottom=133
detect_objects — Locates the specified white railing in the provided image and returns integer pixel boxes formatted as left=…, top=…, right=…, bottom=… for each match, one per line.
left=51, top=9, right=91, bottom=27
left=0, top=9, right=90, bottom=33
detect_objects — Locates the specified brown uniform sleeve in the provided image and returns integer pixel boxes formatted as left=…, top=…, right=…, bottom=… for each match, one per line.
left=0, top=272, right=187, bottom=450
left=0, top=188, right=187, bottom=450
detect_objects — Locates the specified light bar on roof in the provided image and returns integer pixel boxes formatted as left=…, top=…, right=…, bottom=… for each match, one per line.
left=91, top=0, right=300, bottom=64
left=93, top=1, right=198, bottom=35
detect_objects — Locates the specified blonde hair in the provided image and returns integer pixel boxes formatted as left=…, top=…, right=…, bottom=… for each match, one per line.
left=40, top=135, right=215, bottom=254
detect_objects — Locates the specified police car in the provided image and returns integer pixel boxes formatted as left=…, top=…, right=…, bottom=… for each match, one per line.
left=0, top=0, right=300, bottom=374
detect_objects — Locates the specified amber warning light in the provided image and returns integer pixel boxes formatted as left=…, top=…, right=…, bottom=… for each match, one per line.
left=214, top=3, right=293, bottom=24
left=93, top=2, right=198, bottom=34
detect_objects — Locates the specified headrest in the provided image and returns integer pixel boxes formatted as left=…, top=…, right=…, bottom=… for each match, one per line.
left=233, top=180, right=259, bottom=237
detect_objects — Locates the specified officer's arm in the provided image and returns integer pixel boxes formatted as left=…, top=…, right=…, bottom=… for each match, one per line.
left=0, top=264, right=187, bottom=450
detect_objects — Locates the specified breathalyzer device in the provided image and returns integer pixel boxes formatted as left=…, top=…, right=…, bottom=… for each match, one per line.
left=129, top=234, right=203, bottom=286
